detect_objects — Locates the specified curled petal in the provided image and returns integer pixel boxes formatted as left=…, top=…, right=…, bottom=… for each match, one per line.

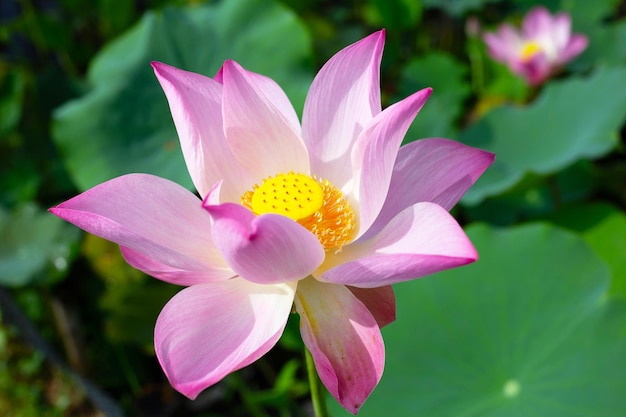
left=303, top=30, right=384, bottom=188
left=49, top=174, right=230, bottom=280
left=221, top=60, right=309, bottom=180
left=203, top=196, right=324, bottom=284
left=155, top=279, right=296, bottom=399
left=152, top=62, right=253, bottom=201
left=364, top=138, right=494, bottom=239
left=295, top=278, right=384, bottom=414
left=321, top=202, right=477, bottom=288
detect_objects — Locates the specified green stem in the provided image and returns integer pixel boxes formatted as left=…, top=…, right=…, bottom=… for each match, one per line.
left=305, top=347, right=329, bottom=417
left=468, top=38, right=485, bottom=96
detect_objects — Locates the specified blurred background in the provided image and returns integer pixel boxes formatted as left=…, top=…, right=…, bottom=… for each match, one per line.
left=1, top=0, right=625, bottom=416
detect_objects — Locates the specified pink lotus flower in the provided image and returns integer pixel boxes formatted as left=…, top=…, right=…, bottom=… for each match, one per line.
left=50, top=31, right=493, bottom=414
left=483, top=6, right=588, bottom=86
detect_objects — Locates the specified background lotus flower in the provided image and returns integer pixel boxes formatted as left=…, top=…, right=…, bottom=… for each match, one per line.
left=50, top=31, right=493, bottom=414
left=483, top=6, right=588, bottom=86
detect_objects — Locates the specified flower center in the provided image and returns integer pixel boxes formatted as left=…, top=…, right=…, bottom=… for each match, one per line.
left=248, top=172, right=324, bottom=220
left=241, top=172, right=356, bottom=251
left=519, top=41, right=542, bottom=61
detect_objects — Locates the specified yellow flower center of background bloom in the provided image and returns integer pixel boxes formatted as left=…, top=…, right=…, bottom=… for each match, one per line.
left=520, top=41, right=542, bottom=61
left=241, top=172, right=356, bottom=251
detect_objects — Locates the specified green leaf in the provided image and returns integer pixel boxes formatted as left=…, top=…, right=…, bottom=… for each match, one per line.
left=0, top=68, right=25, bottom=137
left=0, top=158, right=40, bottom=207
left=510, top=0, right=618, bottom=22
left=577, top=20, right=626, bottom=68
left=0, top=204, right=80, bottom=286
left=459, top=66, right=626, bottom=204
left=96, top=0, right=136, bottom=38
left=480, top=61, right=530, bottom=104
left=399, top=52, right=470, bottom=141
left=53, top=0, right=313, bottom=192
left=421, top=0, right=504, bottom=16
left=560, top=0, right=620, bottom=23
left=463, top=161, right=595, bottom=226
left=330, top=222, right=626, bottom=416
left=510, top=0, right=560, bottom=13
left=366, top=0, right=422, bottom=30
left=549, top=203, right=626, bottom=301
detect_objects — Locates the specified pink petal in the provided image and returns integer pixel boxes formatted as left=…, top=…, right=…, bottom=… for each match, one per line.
left=497, top=24, right=524, bottom=46
left=240, top=69, right=302, bottom=132
left=152, top=62, right=254, bottom=202
left=302, top=31, right=384, bottom=189
left=347, top=285, right=396, bottom=328
left=49, top=174, right=231, bottom=281
left=321, top=202, right=477, bottom=288
left=522, top=6, right=553, bottom=39
left=518, top=53, right=552, bottom=86
left=352, top=88, right=432, bottom=237
left=221, top=60, right=309, bottom=180
left=482, top=33, right=509, bottom=63
left=364, top=138, right=494, bottom=239
left=155, top=279, right=296, bottom=399
left=294, top=278, right=384, bottom=414
left=551, top=13, right=572, bottom=50
left=121, top=247, right=235, bottom=286
left=203, top=197, right=324, bottom=284
left=214, top=61, right=301, bottom=134
left=483, top=25, right=522, bottom=63
left=558, top=34, right=588, bottom=64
